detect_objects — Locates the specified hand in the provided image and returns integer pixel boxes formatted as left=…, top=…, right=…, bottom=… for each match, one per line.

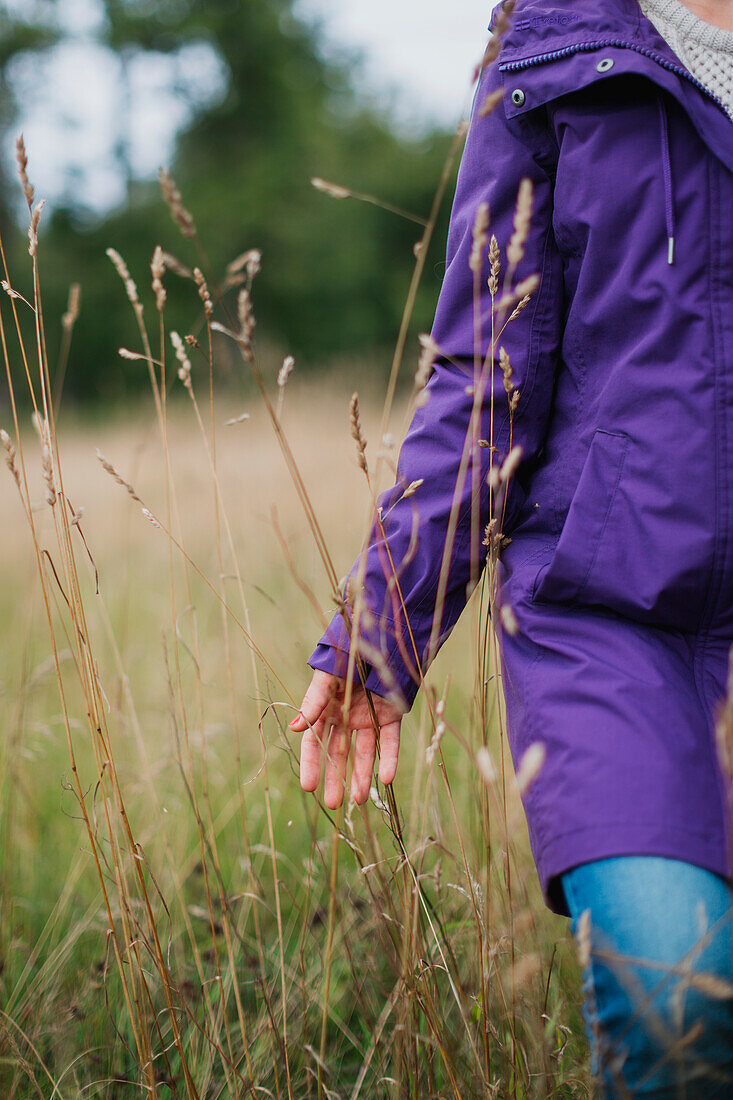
left=290, top=669, right=403, bottom=810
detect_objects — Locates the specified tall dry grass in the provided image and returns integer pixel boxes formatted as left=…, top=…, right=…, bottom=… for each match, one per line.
left=0, top=37, right=595, bottom=1096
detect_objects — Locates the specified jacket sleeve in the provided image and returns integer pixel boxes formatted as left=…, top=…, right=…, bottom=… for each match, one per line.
left=308, top=45, right=564, bottom=710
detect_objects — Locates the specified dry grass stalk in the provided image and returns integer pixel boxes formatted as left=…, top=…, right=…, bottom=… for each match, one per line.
left=1, top=280, right=33, bottom=309
left=715, top=644, right=733, bottom=780
left=473, top=0, right=515, bottom=80
left=160, top=249, right=192, bottom=279
left=106, top=248, right=143, bottom=324
left=227, top=249, right=262, bottom=282
left=158, top=167, right=196, bottom=239
left=96, top=450, right=143, bottom=505
left=0, top=90, right=594, bottom=1098
left=479, top=89, right=504, bottom=118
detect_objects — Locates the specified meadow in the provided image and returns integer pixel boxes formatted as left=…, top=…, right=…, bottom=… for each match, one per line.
left=0, top=131, right=590, bottom=1098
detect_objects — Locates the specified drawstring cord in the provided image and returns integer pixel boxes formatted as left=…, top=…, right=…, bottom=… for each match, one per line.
left=657, top=94, right=676, bottom=265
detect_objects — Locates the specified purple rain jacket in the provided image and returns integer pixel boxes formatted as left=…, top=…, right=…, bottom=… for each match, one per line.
left=308, top=0, right=733, bottom=914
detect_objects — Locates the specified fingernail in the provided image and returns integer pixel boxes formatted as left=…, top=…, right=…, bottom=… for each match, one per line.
left=289, top=713, right=302, bottom=730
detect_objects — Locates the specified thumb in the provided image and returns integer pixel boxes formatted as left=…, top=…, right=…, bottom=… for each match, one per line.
left=289, top=669, right=338, bottom=731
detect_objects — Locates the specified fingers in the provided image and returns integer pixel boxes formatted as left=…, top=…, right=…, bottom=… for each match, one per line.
left=324, top=724, right=351, bottom=810
left=293, top=670, right=402, bottom=805
left=289, top=669, right=338, bottom=733
left=299, top=715, right=326, bottom=793
left=377, top=721, right=401, bottom=786
left=350, top=726, right=377, bottom=804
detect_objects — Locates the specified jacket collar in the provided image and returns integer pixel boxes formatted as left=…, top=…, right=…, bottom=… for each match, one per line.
left=490, top=0, right=644, bottom=50
left=488, top=0, right=733, bottom=173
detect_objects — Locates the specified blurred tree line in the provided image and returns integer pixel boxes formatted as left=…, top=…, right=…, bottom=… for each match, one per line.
left=0, top=0, right=457, bottom=403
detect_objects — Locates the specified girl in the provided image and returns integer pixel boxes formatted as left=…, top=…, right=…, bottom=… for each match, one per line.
left=290, top=0, right=733, bottom=1093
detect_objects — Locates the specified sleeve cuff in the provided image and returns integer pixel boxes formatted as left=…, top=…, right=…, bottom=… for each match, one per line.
left=307, top=642, right=417, bottom=712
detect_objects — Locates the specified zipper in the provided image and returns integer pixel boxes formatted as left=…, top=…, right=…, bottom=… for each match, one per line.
left=499, top=40, right=728, bottom=115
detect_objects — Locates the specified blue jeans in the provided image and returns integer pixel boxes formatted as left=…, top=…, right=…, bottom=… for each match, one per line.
left=560, top=856, right=733, bottom=1098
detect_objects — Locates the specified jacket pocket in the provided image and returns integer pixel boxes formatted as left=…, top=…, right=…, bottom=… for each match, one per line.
left=531, top=428, right=630, bottom=606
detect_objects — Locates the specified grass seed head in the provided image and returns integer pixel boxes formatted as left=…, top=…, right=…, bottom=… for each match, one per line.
left=500, top=602, right=520, bottom=635
left=470, top=202, right=490, bottom=274
left=1, top=281, right=32, bottom=309
left=349, top=393, right=368, bottom=475
left=479, top=89, right=503, bottom=118
left=416, top=334, right=440, bottom=390
left=16, top=134, right=34, bottom=207
left=500, top=444, right=522, bottom=483
left=170, top=331, right=192, bottom=389
left=507, top=178, right=534, bottom=268
left=516, top=741, right=546, bottom=795
left=499, top=346, right=514, bottom=394
left=106, top=248, right=143, bottom=322
left=401, top=479, right=423, bottom=500
left=41, top=442, right=55, bottom=506
left=476, top=745, right=497, bottom=785
left=96, top=450, right=142, bottom=504
left=278, top=355, right=295, bottom=390
left=237, top=288, right=256, bottom=350
left=226, top=249, right=262, bottom=284
left=575, top=908, right=592, bottom=969
left=311, top=177, right=350, bottom=200
left=28, top=199, right=45, bottom=257
left=62, top=284, right=81, bottom=331
left=1, top=429, right=20, bottom=488
left=488, top=235, right=501, bottom=296
left=151, top=246, right=167, bottom=312
left=158, top=168, right=196, bottom=239
left=426, top=720, right=446, bottom=765
left=160, top=250, right=192, bottom=279
left=193, top=267, right=213, bottom=318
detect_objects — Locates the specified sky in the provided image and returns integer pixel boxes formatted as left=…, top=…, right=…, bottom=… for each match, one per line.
left=11, top=0, right=494, bottom=216
left=295, top=0, right=493, bottom=128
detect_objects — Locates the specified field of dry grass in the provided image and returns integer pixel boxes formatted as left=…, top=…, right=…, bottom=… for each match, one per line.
left=0, top=381, right=589, bottom=1098
left=0, top=132, right=590, bottom=1099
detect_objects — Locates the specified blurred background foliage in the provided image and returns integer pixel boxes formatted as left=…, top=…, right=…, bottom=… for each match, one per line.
left=0, top=0, right=455, bottom=404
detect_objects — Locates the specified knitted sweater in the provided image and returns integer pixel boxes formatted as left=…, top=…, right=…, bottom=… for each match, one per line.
left=638, top=0, right=733, bottom=116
